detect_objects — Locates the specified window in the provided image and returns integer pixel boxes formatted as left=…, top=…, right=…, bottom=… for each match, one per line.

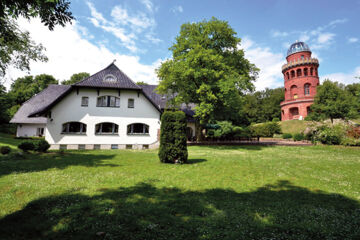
left=37, top=128, right=44, bottom=137
left=111, top=144, right=118, bottom=149
left=78, top=144, right=85, bottom=150
left=128, top=98, right=134, bottom=108
left=304, top=68, right=308, bottom=76
left=126, top=144, right=132, bottom=149
left=97, top=96, right=120, bottom=107
left=310, top=68, right=313, bottom=76
left=60, top=145, right=67, bottom=150
left=103, top=74, right=117, bottom=82
left=94, top=144, right=100, bottom=150
left=301, top=55, right=304, bottom=60
left=296, top=69, right=302, bottom=77
left=81, top=97, right=89, bottom=106
left=290, top=70, right=295, bottom=78
left=62, top=122, right=87, bottom=134
left=143, top=144, right=149, bottom=149
left=95, top=122, right=119, bottom=134
left=304, top=84, right=310, bottom=95
left=127, top=123, right=149, bottom=135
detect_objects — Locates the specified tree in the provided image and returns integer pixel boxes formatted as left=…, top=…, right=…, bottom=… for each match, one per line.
left=7, top=74, right=58, bottom=117
left=156, top=18, right=258, bottom=140
left=308, top=80, right=356, bottom=123
left=0, top=84, right=12, bottom=124
left=0, top=0, right=74, bottom=76
left=61, top=72, right=90, bottom=85
left=158, top=111, right=188, bottom=164
left=136, top=81, right=148, bottom=85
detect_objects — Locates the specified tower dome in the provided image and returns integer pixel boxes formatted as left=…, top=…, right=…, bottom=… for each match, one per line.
left=287, top=41, right=310, bottom=56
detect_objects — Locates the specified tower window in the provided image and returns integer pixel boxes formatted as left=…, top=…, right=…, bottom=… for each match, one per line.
left=296, top=69, right=302, bottom=77
left=310, top=68, right=313, bottom=76
left=304, top=84, right=310, bottom=95
left=291, top=70, right=295, bottom=78
left=304, top=68, right=308, bottom=76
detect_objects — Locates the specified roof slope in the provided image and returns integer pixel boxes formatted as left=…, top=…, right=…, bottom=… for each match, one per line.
left=10, top=84, right=72, bottom=124
left=74, top=63, right=141, bottom=89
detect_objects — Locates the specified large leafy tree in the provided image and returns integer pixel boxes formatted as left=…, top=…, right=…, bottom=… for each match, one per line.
left=61, top=72, right=90, bottom=85
left=156, top=18, right=258, bottom=139
left=0, top=84, right=12, bottom=124
left=0, top=0, right=73, bottom=76
left=308, top=80, right=357, bottom=123
left=7, top=74, right=58, bottom=117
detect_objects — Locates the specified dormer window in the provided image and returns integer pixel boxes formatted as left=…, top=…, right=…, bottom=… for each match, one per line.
left=103, top=74, right=117, bottom=83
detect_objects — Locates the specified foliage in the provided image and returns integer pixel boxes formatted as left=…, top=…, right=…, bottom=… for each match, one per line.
left=240, top=87, right=284, bottom=124
left=156, top=17, right=258, bottom=128
left=250, top=122, right=282, bottom=139
left=314, top=124, right=346, bottom=145
left=0, top=146, right=11, bottom=155
left=159, top=111, right=188, bottom=163
left=61, top=72, right=90, bottom=85
left=282, top=133, right=292, bottom=139
left=272, top=117, right=280, bottom=122
left=135, top=81, right=148, bottom=85
left=293, top=133, right=304, bottom=141
left=18, top=141, right=35, bottom=152
left=308, top=80, right=358, bottom=123
left=0, top=84, right=12, bottom=124
left=0, top=0, right=73, bottom=76
left=211, top=121, right=233, bottom=138
left=34, top=139, right=50, bottom=152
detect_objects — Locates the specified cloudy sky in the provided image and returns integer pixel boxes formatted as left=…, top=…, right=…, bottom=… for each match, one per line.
left=4, top=0, right=360, bottom=90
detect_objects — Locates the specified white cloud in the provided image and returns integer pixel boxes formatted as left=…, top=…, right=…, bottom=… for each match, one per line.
left=4, top=18, right=162, bottom=89
left=317, top=32, right=335, bottom=44
left=86, top=1, right=160, bottom=52
left=321, top=66, right=360, bottom=85
left=271, top=30, right=288, bottom=38
left=241, top=37, right=285, bottom=90
left=348, top=37, right=359, bottom=43
left=171, top=6, right=183, bottom=13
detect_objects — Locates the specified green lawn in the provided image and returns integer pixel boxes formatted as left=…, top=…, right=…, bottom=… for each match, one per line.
left=279, top=120, right=310, bottom=134
left=0, top=136, right=359, bottom=239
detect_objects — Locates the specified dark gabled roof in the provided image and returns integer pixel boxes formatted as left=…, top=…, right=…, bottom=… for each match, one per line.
left=73, top=63, right=141, bottom=90
left=10, top=84, right=72, bottom=124
left=139, top=85, right=167, bottom=109
left=139, top=84, right=196, bottom=117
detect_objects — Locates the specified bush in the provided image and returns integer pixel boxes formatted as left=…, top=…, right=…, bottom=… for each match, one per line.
left=315, top=124, right=345, bottom=145
left=18, top=141, right=35, bottom=152
left=0, top=146, right=11, bottom=155
left=34, top=139, right=50, bottom=152
left=282, top=133, right=292, bottom=139
left=159, top=111, right=188, bottom=164
left=293, top=133, right=304, bottom=141
left=272, top=118, right=280, bottom=122
left=251, top=122, right=282, bottom=139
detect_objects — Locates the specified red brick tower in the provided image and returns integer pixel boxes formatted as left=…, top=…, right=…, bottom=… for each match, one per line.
left=280, top=41, right=319, bottom=121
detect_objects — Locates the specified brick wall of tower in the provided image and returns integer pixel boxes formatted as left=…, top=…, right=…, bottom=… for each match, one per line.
left=280, top=51, right=320, bottom=121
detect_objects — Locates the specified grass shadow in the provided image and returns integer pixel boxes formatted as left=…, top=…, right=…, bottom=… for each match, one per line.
left=0, top=152, right=118, bottom=178
left=0, top=180, right=359, bottom=239
left=186, top=158, right=207, bottom=164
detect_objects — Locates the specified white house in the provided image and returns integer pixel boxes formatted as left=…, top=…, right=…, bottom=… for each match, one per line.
left=10, top=63, right=196, bottom=150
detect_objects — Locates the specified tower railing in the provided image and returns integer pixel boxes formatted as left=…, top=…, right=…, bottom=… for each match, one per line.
left=282, top=58, right=319, bottom=72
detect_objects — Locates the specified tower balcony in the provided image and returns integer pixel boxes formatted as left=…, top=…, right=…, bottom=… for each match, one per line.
left=282, top=58, right=319, bottom=72
left=280, top=97, right=314, bottom=107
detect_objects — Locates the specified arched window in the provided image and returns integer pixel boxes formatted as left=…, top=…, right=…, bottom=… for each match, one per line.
left=97, top=96, right=120, bottom=107
left=310, top=67, right=313, bottom=76
left=127, top=123, right=149, bottom=135
left=297, top=69, right=302, bottom=77
left=62, top=122, right=87, bottom=134
left=304, top=68, right=308, bottom=76
left=286, top=72, right=290, bottom=80
left=291, top=70, right=295, bottom=78
left=304, top=83, right=310, bottom=95
left=290, top=85, right=298, bottom=99
left=95, top=122, right=119, bottom=134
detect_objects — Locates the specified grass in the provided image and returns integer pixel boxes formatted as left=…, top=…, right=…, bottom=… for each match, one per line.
left=279, top=120, right=311, bottom=134
left=0, top=135, right=359, bottom=239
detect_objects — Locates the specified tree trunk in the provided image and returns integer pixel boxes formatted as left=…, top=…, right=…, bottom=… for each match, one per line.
left=195, top=120, right=203, bottom=142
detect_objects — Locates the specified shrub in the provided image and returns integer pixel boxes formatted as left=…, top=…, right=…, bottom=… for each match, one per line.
left=159, top=111, right=188, bottom=164
left=293, top=133, right=304, bottom=141
left=18, top=141, right=35, bottom=152
left=282, top=133, right=292, bottom=139
left=0, top=146, right=11, bottom=155
left=251, top=122, right=282, bottom=139
left=212, top=121, right=233, bottom=139
left=315, top=124, right=345, bottom=145
left=272, top=117, right=280, bottom=122
left=34, top=139, right=50, bottom=152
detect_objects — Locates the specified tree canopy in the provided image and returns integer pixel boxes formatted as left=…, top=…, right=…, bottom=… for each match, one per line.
left=0, top=0, right=74, bottom=76
left=61, top=72, right=90, bottom=85
left=156, top=17, right=258, bottom=126
left=308, top=80, right=358, bottom=123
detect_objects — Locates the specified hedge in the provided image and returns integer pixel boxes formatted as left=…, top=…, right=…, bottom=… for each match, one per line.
left=158, top=111, right=188, bottom=164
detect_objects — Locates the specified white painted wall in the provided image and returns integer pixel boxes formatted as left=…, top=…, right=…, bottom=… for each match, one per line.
left=16, top=124, right=46, bottom=137
left=45, top=88, right=161, bottom=145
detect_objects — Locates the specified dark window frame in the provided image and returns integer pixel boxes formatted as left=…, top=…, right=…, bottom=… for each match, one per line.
left=128, top=98, right=135, bottom=108
left=96, top=96, right=120, bottom=108
left=61, top=122, right=87, bottom=134
left=81, top=96, right=89, bottom=107
left=127, top=123, right=149, bottom=135
left=95, top=122, right=119, bottom=135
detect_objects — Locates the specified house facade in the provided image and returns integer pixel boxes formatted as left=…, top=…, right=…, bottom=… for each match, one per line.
left=10, top=63, right=196, bottom=149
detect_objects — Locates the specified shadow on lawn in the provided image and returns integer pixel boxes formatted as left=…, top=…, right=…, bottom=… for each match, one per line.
left=0, top=180, right=359, bottom=240
left=0, top=152, right=118, bottom=177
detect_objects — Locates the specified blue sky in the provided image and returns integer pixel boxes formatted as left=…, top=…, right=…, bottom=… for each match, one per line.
left=6, top=0, right=360, bottom=90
